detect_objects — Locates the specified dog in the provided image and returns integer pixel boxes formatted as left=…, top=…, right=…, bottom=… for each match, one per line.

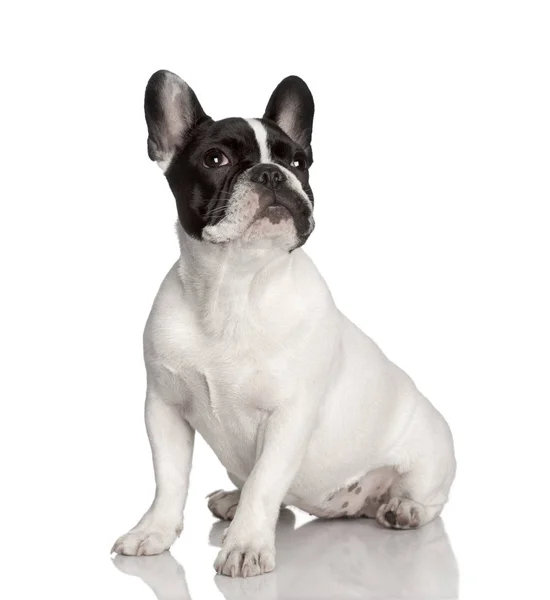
left=111, top=70, right=456, bottom=578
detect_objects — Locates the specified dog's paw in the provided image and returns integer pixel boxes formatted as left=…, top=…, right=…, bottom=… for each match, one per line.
left=214, top=541, right=275, bottom=578
left=111, top=525, right=180, bottom=556
left=376, top=497, right=422, bottom=529
left=207, top=489, right=241, bottom=520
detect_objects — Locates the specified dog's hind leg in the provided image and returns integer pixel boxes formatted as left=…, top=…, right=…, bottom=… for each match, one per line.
left=377, top=403, right=456, bottom=530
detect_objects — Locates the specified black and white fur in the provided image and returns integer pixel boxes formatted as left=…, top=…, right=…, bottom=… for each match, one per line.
left=112, top=70, right=456, bottom=578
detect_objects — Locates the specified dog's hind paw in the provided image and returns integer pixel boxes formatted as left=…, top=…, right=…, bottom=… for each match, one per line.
left=207, top=489, right=241, bottom=521
left=376, top=497, right=422, bottom=529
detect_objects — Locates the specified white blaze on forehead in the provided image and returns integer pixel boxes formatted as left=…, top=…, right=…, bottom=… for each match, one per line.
left=246, top=118, right=272, bottom=163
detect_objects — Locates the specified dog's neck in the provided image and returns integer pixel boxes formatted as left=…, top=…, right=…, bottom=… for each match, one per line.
left=176, top=223, right=298, bottom=334
left=177, top=222, right=291, bottom=278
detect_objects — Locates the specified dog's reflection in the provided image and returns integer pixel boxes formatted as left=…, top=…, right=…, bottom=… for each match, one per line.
left=113, top=509, right=458, bottom=600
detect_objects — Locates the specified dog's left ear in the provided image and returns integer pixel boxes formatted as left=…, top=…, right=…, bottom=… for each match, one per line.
left=264, top=76, right=314, bottom=155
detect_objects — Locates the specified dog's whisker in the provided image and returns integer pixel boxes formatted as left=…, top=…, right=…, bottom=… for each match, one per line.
left=203, top=206, right=229, bottom=218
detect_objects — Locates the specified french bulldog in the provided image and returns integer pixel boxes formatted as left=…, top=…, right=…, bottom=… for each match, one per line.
left=111, top=70, right=456, bottom=578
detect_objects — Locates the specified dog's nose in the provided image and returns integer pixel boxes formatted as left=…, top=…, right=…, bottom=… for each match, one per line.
left=250, top=164, right=287, bottom=188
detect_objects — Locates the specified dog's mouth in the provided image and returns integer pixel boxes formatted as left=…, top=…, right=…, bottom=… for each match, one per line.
left=256, top=188, right=307, bottom=223
left=263, top=203, right=292, bottom=224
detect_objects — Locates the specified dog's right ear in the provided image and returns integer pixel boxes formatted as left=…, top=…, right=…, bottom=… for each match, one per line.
left=144, top=70, right=209, bottom=171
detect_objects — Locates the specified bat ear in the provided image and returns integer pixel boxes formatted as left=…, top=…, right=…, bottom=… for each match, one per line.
left=144, top=70, right=210, bottom=171
left=264, top=75, right=314, bottom=152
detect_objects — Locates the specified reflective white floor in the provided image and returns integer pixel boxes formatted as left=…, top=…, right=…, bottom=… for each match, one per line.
left=113, top=510, right=458, bottom=600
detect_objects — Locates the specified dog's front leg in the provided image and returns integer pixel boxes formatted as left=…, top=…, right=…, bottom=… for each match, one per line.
left=214, top=397, right=316, bottom=577
left=112, top=381, right=195, bottom=556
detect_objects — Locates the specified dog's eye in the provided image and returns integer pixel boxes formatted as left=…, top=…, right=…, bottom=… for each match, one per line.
left=203, top=149, right=230, bottom=168
left=291, top=153, right=307, bottom=171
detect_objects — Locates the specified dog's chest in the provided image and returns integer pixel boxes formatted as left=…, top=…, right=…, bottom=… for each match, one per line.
left=178, top=342, right=286, bottom=478
left=156, top=309, right=297, bottom=478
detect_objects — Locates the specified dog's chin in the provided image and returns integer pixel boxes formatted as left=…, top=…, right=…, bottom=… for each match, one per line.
left=242, top=207, right=298, bottom=247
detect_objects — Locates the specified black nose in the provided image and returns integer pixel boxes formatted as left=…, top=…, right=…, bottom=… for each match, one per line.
left=250, top=164, right=287, bottom=187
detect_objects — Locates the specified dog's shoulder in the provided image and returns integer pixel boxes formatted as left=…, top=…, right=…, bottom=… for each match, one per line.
left=143, top=262, right=200, bottom=366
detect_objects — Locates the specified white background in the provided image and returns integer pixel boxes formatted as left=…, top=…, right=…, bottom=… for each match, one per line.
left=1, top=1, right=549, bottom=598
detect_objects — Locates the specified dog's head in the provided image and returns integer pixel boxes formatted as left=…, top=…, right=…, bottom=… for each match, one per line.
left=145, top=70, right=315, bottom=251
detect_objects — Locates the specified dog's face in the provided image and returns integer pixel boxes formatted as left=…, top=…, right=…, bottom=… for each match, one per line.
left=144, top=71, right=315, bottom=251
